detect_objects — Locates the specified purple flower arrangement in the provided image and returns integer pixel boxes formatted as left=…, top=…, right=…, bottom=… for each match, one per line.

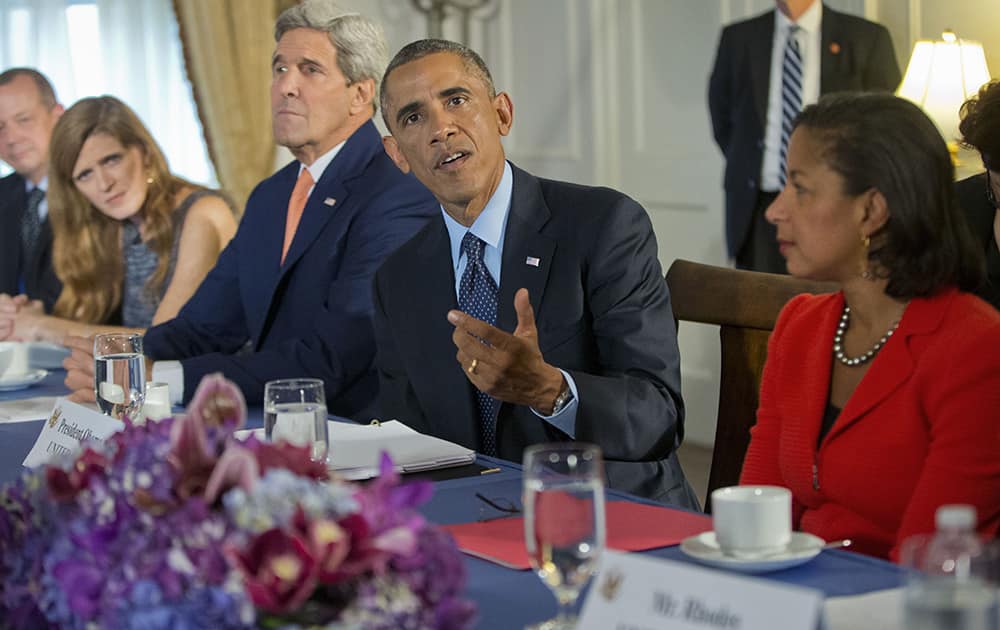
left=0, top=374, right=475, bottom=629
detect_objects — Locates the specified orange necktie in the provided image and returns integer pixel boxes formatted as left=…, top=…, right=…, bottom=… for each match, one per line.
left=281, top=168, right=314, bottom=263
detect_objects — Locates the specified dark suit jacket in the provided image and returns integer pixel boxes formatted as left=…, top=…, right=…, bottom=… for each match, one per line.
left=0, top=172, right=61, bottom=310
left=144, top=121, right=437, bottom=416
left=373, top=164, right=698, bottom=508
left=955, top=173, right=1000, bottom=311
left=708, top=5, right=901, bottom=258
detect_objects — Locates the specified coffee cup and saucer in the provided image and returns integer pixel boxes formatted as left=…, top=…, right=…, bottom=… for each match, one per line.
left=680, top=486, right=825, bottom=574
left=0, top=342, right=48, bottom=392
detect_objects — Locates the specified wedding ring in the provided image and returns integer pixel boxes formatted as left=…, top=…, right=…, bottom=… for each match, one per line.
left=468, top=358, right=478, bottom=375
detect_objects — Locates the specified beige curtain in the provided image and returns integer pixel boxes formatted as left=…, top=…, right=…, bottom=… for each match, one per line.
left=172, top=0, right=295, bottom=211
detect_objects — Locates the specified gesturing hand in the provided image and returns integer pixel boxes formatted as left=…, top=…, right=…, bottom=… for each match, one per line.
left=447, top=288, right=565, bottom=414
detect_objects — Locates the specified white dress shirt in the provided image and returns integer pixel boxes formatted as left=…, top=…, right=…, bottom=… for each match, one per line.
left=761, top=1, right=822, bottom=191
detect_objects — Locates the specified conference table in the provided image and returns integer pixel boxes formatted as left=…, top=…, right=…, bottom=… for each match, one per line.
left=0, top=371, right=904, bottom=628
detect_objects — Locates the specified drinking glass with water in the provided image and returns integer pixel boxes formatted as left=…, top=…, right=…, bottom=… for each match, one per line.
left=523, top=442, right=606, bottom=630
left=93, top=333, right=145, bottom=420
left=263, top=378, right=329, bottom=465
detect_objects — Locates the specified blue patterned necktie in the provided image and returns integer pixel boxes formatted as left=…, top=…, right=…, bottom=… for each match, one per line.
left=458, top=231, right=499, bottom=456
left=20, top=187, right=45, bottom=267
left=778, top=25, right=802, bottom=188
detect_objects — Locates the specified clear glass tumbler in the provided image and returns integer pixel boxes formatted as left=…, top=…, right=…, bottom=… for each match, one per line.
left=263, top=378, right=329, bottom=465
left=93, top=332, right=145, bottom=420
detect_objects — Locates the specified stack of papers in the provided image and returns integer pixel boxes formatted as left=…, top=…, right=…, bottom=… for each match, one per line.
left=237, top=420, right=476, bottom=480
left=443, top=501, right=712, bottom=569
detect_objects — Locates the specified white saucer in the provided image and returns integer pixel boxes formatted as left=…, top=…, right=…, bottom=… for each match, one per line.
left=679, top=531, right=825, bottom=574
left=0, top=370, right=48, bottom=392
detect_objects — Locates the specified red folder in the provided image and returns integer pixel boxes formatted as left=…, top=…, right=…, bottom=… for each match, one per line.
left=443, top=501, right=711, bottom=570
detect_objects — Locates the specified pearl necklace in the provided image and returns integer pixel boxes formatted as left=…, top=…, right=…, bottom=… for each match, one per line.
left=832, top=305, right=901, bottom=367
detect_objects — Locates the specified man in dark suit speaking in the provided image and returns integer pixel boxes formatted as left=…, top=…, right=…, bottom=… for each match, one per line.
left=374, top=39, right=698, bottom=507
left=64, top=0, right=437, bottom=417
left=709, top=0, right=900, bottom=273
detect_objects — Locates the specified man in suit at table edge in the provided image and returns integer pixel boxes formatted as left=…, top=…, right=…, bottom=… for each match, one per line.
left=374, top=39, right=698, bottom=508
left=709, top=0, right=900, bottom=273
left=63, top=0, right=437, bottom=418
left=0, top=68, right=64, bottom=329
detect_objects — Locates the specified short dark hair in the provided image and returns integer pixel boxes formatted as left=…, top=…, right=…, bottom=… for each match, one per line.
left=0, top=67, right=58, bottom=109
left=959, top=80, right=1000, bottom=171
left=380, top=38, right=495, bottom=128
left=795, top=92, right=984, bottom=298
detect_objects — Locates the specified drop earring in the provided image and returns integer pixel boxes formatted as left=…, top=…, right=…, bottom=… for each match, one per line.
left=860, top=235, right=872, bottom=280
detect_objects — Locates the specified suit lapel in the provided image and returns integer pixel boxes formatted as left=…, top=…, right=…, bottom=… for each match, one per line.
left=751, top=12, right=776, bottom=128
left=820, top=7, right=843, bottom=93
left=278, top=122, right=380, bottom=275
left=414, top=218, right=479, bottom=447
left=826, top=292, right=948, bottom=443
left=497, top=166, right=555, bottom=333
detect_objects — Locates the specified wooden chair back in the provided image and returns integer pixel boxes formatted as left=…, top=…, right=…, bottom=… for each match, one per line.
left=665, top=259, right=836, bottom=512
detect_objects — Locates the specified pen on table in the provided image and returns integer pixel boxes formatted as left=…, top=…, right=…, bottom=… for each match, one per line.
left=480, top=467, right=502, bottom=475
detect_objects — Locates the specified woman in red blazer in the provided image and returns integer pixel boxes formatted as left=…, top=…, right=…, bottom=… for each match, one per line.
left=740, top=93, right=1000, bottom=561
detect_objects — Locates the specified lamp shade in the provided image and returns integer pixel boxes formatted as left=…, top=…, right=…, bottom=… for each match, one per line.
left=896, top=31, right=991, bottom=143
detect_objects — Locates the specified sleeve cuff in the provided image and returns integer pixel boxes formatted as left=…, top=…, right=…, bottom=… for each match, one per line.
left=531, top=369, right=579, bottom=438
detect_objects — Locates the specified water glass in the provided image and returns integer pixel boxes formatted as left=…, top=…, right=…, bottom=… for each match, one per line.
left=523, top=442, right=606, bottom=630
left=93, top=333, right=145, bottom=419
left=263, top=378, right=329, bottom=465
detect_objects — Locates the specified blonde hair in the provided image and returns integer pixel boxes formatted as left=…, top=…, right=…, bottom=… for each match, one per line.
left=48, top=96, right=187, bottom=324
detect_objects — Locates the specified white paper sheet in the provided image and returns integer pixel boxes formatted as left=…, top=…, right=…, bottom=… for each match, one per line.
left=823, top=587, right=903, bottom=630
left=236, top=420, right=476, bottom=479
left=0, top=396, right=61, bottom=423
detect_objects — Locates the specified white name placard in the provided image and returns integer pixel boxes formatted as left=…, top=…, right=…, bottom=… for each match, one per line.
left=578, top=550, right=823, bottom=630
left=23, top=398, right=124, bottom=468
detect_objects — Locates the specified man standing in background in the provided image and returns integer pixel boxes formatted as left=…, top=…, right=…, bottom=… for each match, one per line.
left=709, top=0, right=900, bottom=273
left=0, top=68, right=64, bottom=319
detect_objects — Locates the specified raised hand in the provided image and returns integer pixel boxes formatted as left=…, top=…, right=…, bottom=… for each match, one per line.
left=447, top=288, right=565, bottom=414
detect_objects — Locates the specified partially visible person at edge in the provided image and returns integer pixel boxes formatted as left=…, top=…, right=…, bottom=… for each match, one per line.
left=62, top=0, right=437, bottom=418
left=956, top=79, right=1000, bottom=311
left=0, top=68, right=64, bottom=337
left=373, top=39, right=698, bottom=508
left=740, top=92, right=1000, bottom=561
left=0, top=95, right=237, bottom=343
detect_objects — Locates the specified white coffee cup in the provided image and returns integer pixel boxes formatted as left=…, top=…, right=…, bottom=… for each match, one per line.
left=711, top=485, right=792, bottom=555
left=0, top=342, right=30, bottom=378
left=142, top=382, right=172, bottom=422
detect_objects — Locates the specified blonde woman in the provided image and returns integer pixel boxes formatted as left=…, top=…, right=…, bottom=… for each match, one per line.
left=0, top=96, right=237, bottom=342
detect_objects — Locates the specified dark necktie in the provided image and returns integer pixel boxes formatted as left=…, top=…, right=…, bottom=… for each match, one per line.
left=778, top=25, right=802, bottom=188
left=20, top=187, right=45, bottom=270
left=458, top=231, right=499, bottom=456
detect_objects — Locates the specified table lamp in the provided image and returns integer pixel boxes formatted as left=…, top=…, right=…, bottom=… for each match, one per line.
left=896, top=30, right=991, bottom=151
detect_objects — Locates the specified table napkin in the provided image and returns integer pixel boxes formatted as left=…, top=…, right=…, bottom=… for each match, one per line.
left=443, top=500, right=712, bottom=570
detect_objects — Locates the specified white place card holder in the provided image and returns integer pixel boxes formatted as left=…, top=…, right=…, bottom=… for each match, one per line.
left=578, top=550, right=823, bottom=630
left=23, top=398, right=124, bottom=468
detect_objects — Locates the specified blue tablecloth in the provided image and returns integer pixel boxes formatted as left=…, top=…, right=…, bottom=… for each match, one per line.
left=0, top=371, right=903, bottom=628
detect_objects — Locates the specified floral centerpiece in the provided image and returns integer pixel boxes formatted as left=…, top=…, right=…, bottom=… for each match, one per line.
left=0, top=375, right=475, bottom=629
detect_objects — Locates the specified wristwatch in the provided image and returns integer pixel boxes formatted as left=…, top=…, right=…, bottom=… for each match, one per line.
left=550, top=383, right=574, bottom=415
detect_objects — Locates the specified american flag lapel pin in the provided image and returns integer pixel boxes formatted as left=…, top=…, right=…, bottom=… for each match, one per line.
left=525, top=256, right=540, bottom=267
left=324, top=197, right=336, bottom=206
